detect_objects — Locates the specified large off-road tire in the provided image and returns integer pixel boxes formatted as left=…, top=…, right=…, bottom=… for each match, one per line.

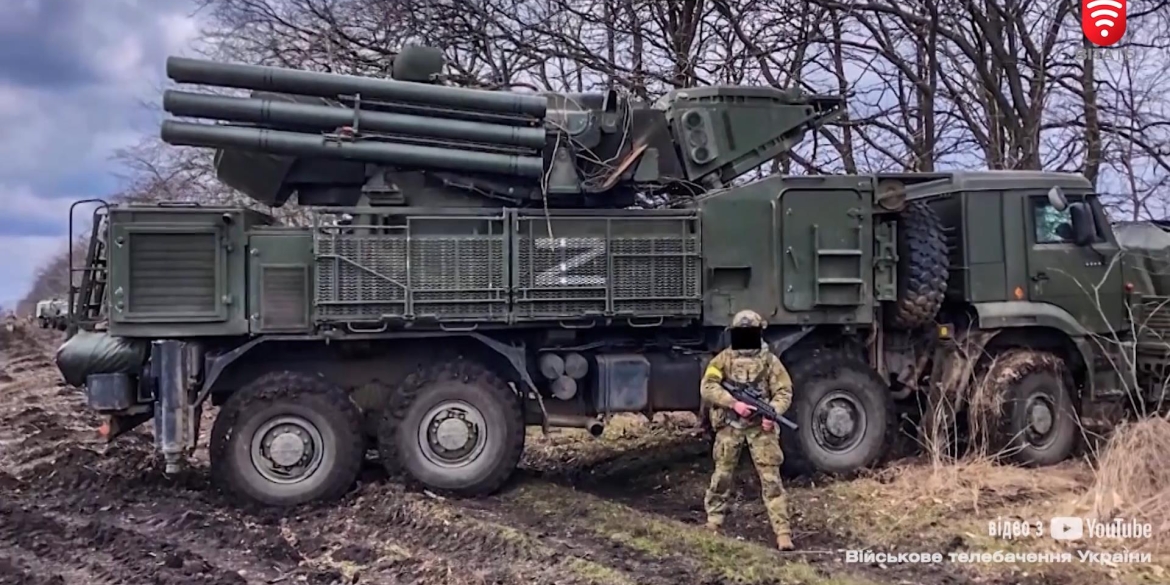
left=983, top=349, right=1078, bottom=467
left=209, top=371, right=365, bottom=507
left=890, top=201, right=949, bottom=330
left=781, top=351, right=895, bottom=475
left=377, top=360, right=525, bottom=497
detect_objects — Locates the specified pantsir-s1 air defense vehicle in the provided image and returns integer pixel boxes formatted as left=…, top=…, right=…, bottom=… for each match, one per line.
left=57, top=47, right=1166, bottom=506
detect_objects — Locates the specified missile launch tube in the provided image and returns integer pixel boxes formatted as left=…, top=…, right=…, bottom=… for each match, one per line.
left=167, top=56, right=548, bottom=118
left=161, top=120, right=545, bottom=178
left=163, top=90, right=547, bottom=150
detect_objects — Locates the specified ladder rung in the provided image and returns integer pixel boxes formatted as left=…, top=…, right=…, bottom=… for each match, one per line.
left=818, top=278, right=864, bottom=285
left=817, top=249, right=862, bottom=256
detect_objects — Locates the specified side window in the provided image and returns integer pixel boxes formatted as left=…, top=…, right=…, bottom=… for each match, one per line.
left=1032, top=198, right=1076, bottom=244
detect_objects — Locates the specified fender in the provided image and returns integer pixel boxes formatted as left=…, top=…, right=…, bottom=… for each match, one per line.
left=768, top=326, right=814, bottom=357
left=196, top=331, right=537, bottom=406
left=972, top=301, right=1087, bottom=336
left=971, top=301, right=1096, bottom=392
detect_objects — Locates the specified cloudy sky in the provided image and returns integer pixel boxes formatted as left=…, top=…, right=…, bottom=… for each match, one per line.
left=0, top=0, right=200, bottom=309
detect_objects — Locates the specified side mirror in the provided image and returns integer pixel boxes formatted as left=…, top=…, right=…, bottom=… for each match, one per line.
left=1069, top=202, right=1095, bottom=246
left=1047, top=186, right=1069, bottom=212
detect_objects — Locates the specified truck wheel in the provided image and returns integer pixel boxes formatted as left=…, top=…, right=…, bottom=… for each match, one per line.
left=209, top=371, right=364, bottom=507
left=785, top=351, right=894, bottom=475
left=986, top=350, right=1078, bottom=467
left=891, top=201, right=948, bottom=329
left=378, top=361, right=524, bottom=496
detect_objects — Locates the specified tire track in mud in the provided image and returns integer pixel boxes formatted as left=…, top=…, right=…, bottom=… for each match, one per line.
left=0, top=551, right=68, bottom=585
left=1, top=449, right=333, bottom=585
left=5, top=442, right=644, bottom=585
left=0, top=328, right=1036, bottom=585
left=2, top=328, right=322, bottom=584
left=0, top=497, right=246, bottom=585
left=263, top=480, right=658, bottom=585
left=0, top=329, right=710, bottom=584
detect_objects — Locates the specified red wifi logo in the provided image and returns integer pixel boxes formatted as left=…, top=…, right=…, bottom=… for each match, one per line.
left=1082, top=0, right=1127, bottom=47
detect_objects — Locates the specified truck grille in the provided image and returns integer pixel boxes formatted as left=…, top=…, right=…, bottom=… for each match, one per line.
left=1137, top=295, right=1170, bottom=352
left=127, top=233, right=217, bottom=314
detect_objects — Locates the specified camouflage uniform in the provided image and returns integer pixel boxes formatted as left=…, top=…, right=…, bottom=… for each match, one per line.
left=700, top=310, right=794, bottom=547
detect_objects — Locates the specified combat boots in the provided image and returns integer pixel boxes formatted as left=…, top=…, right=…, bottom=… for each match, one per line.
left=775, top=534, right=794, bottom=551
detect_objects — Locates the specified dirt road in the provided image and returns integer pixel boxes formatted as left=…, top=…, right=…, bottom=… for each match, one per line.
left=0, top=323, right=1159, bottom=585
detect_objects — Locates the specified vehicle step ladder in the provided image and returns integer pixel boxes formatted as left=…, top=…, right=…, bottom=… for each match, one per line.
left=68, top=199, right=110, bottom=332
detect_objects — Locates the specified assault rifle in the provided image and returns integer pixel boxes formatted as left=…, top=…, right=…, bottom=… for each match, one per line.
left=720, top=380, right=799, bottom=430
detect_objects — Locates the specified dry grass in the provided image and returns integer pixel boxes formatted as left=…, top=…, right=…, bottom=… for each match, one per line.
left=802, top=456, right=1090, bottom=547
left=1079, top=416, right=1170, bottom=549
left=921, top=343, right=1067, bottom=465
left=800, top=420, right=1170, bottom=584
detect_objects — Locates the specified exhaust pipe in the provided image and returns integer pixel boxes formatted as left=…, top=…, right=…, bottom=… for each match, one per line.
left=545, top=414, right=605, bottom=437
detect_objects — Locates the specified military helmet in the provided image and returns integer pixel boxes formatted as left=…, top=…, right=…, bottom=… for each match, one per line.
left=730, top=309, right=765, bottom=329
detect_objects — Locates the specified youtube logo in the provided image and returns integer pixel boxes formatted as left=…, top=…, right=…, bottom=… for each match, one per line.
left=1050, top=517, right=1084, bottom=540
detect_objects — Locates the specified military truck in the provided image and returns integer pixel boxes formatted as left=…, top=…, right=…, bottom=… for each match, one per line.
left=36, top=299, right=67, bottom=330
left=56, top=47, right=1160, bottom=508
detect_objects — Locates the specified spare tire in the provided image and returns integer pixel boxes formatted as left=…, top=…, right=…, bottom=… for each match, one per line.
left=890, top=201, right=948, bottom=329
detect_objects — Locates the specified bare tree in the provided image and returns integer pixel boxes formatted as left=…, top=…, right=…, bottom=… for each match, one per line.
left=142, top=0, right=1170, bottom=216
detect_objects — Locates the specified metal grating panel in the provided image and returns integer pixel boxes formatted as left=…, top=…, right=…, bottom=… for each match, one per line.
left=314, top=224, right=508, bottom=322
left=260, top=266, right=308, bottom=329
left=513, top=216, right=702, bottom=320
left=127, top=232, right=217, bottom=315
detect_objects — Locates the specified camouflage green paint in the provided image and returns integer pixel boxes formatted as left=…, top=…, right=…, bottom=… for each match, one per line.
left=1020, top=191, right=1124, bottom=334
left=247, top=231, right=315, bottom=332
left=698, top=174, right=875, bottom=327
left=900, top=171, right=1125, bottom=336
left=658, top=86, right=844, bottom=186
left=98, top=169, right=1129, bottom=345
left=162, top=52, right=846, bottom=209
left=105, top=206, right=274, bottom=338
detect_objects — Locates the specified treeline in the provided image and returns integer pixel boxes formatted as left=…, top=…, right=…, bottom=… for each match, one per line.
left=16, top=0, right=1170, bottom=312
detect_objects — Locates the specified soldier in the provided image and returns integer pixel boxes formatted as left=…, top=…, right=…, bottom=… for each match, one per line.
left=700, top=309, right=795, bottom=551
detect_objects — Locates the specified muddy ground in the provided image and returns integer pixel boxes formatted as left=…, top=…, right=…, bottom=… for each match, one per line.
left=1, top=322, right=1165, bottom=585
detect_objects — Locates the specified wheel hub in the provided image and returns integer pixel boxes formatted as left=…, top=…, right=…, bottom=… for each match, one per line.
left=812, top=391, right=868, bottom=452
left=250, top=416, right=325, bottom=484
left=1026, top=397, right=1055, bottom=437
left=434, top=416, right=473, bottom=451
left=420, top=401, right=487, bottom=467
left=268, top=429, right=308, bottom=466
left=824, top=404, right=857, bottom=438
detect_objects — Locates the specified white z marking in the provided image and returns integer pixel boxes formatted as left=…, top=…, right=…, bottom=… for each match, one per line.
left=534, top=237, right=607, bottom=287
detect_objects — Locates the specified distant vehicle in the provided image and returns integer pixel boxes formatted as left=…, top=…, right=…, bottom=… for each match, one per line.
left=55, top=47, right=1167, bottom=509
left=35, top=299, right=67, bottom=330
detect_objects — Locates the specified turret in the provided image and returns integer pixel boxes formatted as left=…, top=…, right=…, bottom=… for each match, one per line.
left=161, top=46, right=845, bottom=209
